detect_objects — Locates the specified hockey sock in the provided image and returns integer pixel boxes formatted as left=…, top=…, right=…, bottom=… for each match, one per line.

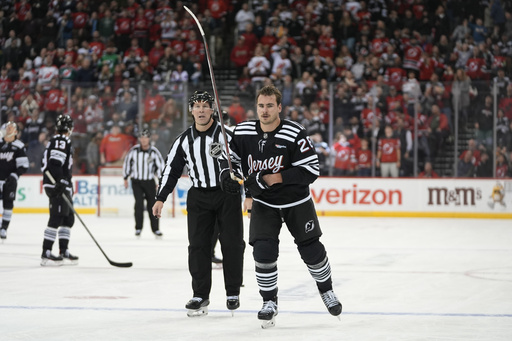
left=307, top=256, right=333, bottom=293
left=43, top=227, right=58, bottom=251
left=58, top=226, right=71, bottom=253
left=255, top=261, right=278, bottom=300
left=1, top=209, right=12, bottom=229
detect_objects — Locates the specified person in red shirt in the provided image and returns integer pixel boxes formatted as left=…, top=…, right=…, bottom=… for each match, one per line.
left=124, top=38, right=146, bottom=58
left=227, top=96, right=246, bottom=124
left=356, top=138, right=372, bottom=177
left=459, top=139, right=481, bottom=167
left=377, top=125, right=401, bottom=177
left=44, top=79, right=63, bottom=125
left=465, top=48, right=489, bottom=80
left=332, top=132, right=356, bottom=176
left=143, top=83, right=166, bottom=122
left=185, top=30, right=205, bottom=64
left=418, top=161, right=439, bottom=178
left=115, top=9, right=133, bottom=54
left=230, top=36, right=251, bottom=77
left=208, top=0, right=228, bottom=29
left=100, top=125, right=132, bottom=166
left=148, top=40, right=165, bottom=68
left=71, top=2, right=89, bottom=30
left=133, top=7, right=150, bottom=51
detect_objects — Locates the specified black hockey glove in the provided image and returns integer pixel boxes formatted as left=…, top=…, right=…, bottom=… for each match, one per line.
left=245, top=171, right=270, bottom=197
left=3, top=174, right=18, bottom=200
left=220, top=170, right=241, bottom=195
left=54, top=179, right=70, bottom=197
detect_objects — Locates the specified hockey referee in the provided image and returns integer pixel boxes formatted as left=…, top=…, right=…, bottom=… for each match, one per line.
left=152, top=91, right=245, bottom=317
left=123, top=128, right=165, bottom=237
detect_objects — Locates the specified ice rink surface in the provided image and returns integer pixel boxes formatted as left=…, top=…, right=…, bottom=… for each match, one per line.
left=0, top=213, right=511, bottom=341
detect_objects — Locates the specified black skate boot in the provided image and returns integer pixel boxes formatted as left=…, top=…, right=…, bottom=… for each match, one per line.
left=226, top=295, right=240, bottom=316
left=0, top=228, right=6, bottom=240
left=185, top=297, right=209, bottom=317
left=41, top=250, right=63, bottom=266
left=258, top=297, right=278, bottom=329
left=135, top=229, right=142, bottom=237
left=153, top=230, right=163, bottom=238
left=320, top=290, right=342, bottom=318
left=60, top=250, right=79, bottom=265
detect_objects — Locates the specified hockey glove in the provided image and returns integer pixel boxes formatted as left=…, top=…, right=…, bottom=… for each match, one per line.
left=220, top=169, right=242, bottom=195
left=54, top=179, right=70, bottom=197
left=3, top=174, right=18, bottom=200
left=244, top=171, right=270, bottom=197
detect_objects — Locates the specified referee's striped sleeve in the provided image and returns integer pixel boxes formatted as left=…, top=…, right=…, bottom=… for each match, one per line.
left=122, top=146, right=135, bottom=179
left=157, top=136, right=187, bottom=202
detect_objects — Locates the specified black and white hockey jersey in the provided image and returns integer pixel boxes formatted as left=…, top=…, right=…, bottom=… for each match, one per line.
left=225, top=119, right=319, bottom=208
left=41, top=134, right=73, bottom=189
left=157, top=120, right=237, bottom=202
left=0, top=138, right=29, bottom=181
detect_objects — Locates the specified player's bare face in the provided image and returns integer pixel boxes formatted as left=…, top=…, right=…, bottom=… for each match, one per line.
left=257, top=95, right=281, bottom=132
left=192, top=101, right=214, bottom=131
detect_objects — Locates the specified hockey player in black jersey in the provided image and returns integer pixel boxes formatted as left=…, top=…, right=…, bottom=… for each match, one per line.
left=40, top=115, right=79, bottom=266
left=152, top=91, right=245, bottom=317
left=220, top=85, right=342, bottom=328
left=0, top=122, right=29, bottom=240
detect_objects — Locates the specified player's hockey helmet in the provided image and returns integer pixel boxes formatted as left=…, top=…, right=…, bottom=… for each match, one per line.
left=56, top=114, right=74, bottom=134
left=188, top=91, right=214, bottom=111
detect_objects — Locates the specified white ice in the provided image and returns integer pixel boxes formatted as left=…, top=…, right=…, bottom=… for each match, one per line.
left=1, top=213, right=511, bottom=341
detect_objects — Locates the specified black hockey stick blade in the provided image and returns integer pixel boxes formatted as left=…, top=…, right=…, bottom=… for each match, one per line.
left=45, top=171, right=133, bottom=268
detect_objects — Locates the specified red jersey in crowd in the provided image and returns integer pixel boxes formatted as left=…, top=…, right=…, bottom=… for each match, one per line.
left=89, top=41, right=105, bottom=57
left=124, top=46, right=145, bottom=58
left=384, top=67, right=407, bottom=89
left=230, top=43, right=251, bottom=67
left=144, top=8, right=156, bottom=22
left=171, top=39, right=185, bottom=56
left=133, top=15, right=149, bottom=39
left=419, top=57, right=442, bottom=81
left=318, top=34, right=337, bottom=60
left=459, top=149, right=481, bottom=167
left=72, top=11, right=89, bottom=29
left=499, top=96, right=512, bottom=120
left=370, top=37, right=389, bottom=57
left=0, top=75, right=12, bottom=95
left=148, top=46, right=165, bottom=67
left=15, top=1, right=31, bottom=21
left=356, top=148, right=372, bottom=170
left=360, top=107, right=382, bottom=129
left=68, top=107, right=88, bottom=135
left=208, top=0, right=228, bottom=19
left=144, top=93, right=166, bottom=122
left=115, top=17, right=133, bottom=35
left=386, top=93, right=404, bottom=112
left=496, top=162, right=508, bottom=178
left=44, top=88, right=63, bottom=112
left=403, top=44, right=422, bottom=71
left=100, top=133, right=132, bottom=163
left=378, top=137, right=401, bottom=163
left=466, top=57, right=488, bottom=80
left=186, top=38, right=205, bottom=63
left=333, top=141, right=356, bottom=171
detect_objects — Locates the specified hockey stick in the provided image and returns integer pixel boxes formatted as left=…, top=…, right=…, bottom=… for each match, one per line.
left=184, top=6, right=243, bottom=184
left=44, top=171, right=133, bottom=268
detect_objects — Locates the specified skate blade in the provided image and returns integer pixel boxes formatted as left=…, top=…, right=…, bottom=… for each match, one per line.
left=187, top=307, right=208, bottom=317
left=260, top=317, right=276, bottom=329
left=40, top=259, right=63, bottom=267
left=62, top=259, right=79, bottom=266
left=212, top=263, right=223, bottom=270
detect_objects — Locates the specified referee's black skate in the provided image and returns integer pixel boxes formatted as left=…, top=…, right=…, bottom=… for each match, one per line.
left=320, top=290, right=342, bottom=319
left=186, top=297, right=209, bottom=317
left=226, top=295, right=239, bottom=316
left=258, top=297, right=278, bottom=329
left=60, top=250, right=79, bottom=265
left=0, top=228, right=6, bottom=241
left=41, top=250, right=63, bottom=266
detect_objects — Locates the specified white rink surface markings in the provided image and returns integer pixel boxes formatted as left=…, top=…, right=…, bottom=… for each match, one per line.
left=0, top=214, right=511, bottom=341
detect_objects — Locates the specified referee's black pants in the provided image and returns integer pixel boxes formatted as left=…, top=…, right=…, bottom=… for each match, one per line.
left=131, top=179, right=159, bottom=232
left=186, top=187, right=245, bottom=299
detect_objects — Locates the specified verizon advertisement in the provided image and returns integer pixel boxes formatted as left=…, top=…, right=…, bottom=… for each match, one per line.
left=10, top=176, right=512, bottom=219
left=313, top=178, right=511, bottom=218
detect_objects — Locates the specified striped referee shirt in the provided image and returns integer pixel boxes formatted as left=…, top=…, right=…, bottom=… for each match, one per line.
left=156, top=120, right=236, bottom=202
left=123, top=144, right=165, bottom=181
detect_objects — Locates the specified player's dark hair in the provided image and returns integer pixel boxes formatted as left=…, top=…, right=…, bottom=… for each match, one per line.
left=257, top=85, right=282, bottom=106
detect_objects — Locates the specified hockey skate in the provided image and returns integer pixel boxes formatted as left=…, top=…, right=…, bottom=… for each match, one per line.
left=258, top=298, right=278, bottom=329
left=185, top=297, right=209, bottom=317
left=226, top=295, right=240, bottom=316
left=41, top=250, right=63, bottom=266
left=154, top=230, right=163, bottom=239
left=0, top=228, right=6, bottom=241
left=320, top=290, right=342, bottom=319
left=60, top=250, right=79, bottom=265
left=135, top=229, right=142, bottom=237
left=212, top=255, right=223, bottom=269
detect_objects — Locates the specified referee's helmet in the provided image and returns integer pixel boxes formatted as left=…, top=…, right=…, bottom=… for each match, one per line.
left=188, top=90, right=214, bottom=111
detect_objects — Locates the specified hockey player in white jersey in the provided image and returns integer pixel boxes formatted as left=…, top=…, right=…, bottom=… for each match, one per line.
left=219, top=85, right=342, bottom=328
left=0, top=122, right=29, bottom=240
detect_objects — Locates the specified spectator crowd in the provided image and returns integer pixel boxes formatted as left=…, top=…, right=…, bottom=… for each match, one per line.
left=1, top=0, right=512, bottom=178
